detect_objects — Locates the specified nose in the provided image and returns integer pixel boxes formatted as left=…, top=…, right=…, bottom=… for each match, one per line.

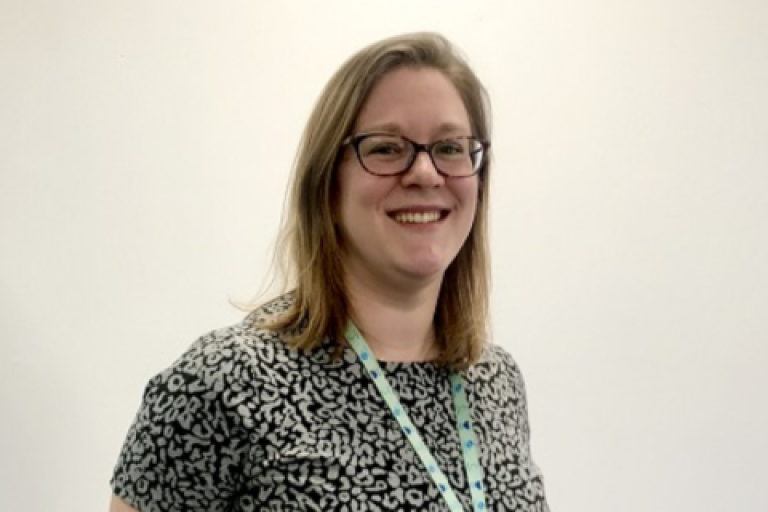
left=400, top=150, right=445, bottom=187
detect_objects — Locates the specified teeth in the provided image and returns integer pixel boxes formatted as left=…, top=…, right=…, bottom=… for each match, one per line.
left=393, top=211, right=442, bottom=224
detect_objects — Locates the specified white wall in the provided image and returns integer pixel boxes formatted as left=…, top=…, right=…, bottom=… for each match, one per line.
left=1, top=1, right=766, bottom=510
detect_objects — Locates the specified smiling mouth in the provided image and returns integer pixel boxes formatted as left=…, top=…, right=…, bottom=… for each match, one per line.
left=390, top=211, right=448, bottom=224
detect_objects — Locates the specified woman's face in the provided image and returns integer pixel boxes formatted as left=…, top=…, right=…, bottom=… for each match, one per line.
left=335, top=67, right=479, bottom=291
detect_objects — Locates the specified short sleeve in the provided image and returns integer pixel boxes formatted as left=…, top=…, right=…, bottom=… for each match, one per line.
left=111, top=336, right=251, bottom=512
left=508, top=355, right=549, bottom=510
left=488, top=346, right=549, bottom=511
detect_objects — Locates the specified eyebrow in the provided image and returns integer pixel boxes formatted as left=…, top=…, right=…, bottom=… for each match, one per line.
left=357, top=122, right=471, bottom=137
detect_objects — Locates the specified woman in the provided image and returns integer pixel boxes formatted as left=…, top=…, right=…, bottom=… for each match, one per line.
left=110, top=32, right=548, bottom=512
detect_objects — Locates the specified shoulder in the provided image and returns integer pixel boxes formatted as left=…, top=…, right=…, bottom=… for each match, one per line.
left=465, top=343, right=530, bottom=403
left=242, top=292, right=295, bottom=329
left=471, top=343, right=523, bottom=377
left=148, top=295, right=309, bottom=402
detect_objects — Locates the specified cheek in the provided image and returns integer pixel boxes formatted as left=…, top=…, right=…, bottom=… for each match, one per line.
left=455, top=177, right=480, bottom=211
left=456, top=179, right=481, bottom=234
left=336, top=165, right=389, bottom=225
left=346, top=176, right=394, bottom=212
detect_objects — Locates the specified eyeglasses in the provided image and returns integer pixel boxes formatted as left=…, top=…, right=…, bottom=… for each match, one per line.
left=342, top=133, right=490, bottom=177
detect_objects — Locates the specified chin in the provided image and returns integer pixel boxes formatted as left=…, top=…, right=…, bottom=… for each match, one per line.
left=396, top=260, right=449, bottom=280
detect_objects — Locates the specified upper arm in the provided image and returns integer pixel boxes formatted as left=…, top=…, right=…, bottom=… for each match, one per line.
left=109, top=494, right=141, bottom=512
left=110, top=333, right=253, bottom=511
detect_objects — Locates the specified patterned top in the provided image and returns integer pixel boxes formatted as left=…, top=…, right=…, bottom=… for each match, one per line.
left=111, top=296, right=548, bottom=511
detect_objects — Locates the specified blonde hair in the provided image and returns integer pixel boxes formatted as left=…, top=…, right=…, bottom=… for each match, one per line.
left=263, top=32, right=492, bottom=369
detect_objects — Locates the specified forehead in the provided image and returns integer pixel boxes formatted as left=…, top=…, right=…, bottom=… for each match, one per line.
left=354, top=67, right=471, bottom=135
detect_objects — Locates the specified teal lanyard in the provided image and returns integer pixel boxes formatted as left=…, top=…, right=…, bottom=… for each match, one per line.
left=345, top=322, right=487, bottom=512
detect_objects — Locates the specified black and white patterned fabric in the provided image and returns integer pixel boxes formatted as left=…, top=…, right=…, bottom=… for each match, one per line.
left=111, top=295, right=548, bottom=511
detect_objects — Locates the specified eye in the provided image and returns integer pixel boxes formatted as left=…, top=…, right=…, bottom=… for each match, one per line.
left=434, top=139, right=466, bottom=157
left=359, top=136, right=407, bottom=158
left=368, top=143, right=402, bottom=155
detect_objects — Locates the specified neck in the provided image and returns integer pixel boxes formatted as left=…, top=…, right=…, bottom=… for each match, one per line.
left=344, top=271, right=441, bottom=363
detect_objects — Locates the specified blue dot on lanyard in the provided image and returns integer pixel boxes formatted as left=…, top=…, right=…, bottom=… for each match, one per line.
left=428, top=464, right=436, bottom=473
left=466, top=440, right=474, bottom=449
left=478, top=501, right=485, bottom=510
left=463, top=420, right=471, bottom=430
left=404, top=426, right=412, bottom=435
left=475, top=481, right=483, bottom=490
left=394, top=407, right=401, bottom=416
left=439, top=484, right=447, bottom=493
left=371, top=370, right=379, bottom=378
left=361, top=352, right=369, bottom=360
left=454, top=383, right=463, bottom=393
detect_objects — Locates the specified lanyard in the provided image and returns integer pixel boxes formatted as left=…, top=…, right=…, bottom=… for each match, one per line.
left=345, top=322, right=487, bottom=512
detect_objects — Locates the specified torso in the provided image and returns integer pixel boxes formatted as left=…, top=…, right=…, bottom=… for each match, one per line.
left=112, top=296, right=548, bottom=511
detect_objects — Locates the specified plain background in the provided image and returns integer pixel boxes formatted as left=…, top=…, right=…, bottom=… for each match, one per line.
left=2, top=1, right=767, bottom=510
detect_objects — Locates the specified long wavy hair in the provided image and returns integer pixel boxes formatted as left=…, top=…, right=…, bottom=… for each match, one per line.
left=261, top=32, right=492, bottom=369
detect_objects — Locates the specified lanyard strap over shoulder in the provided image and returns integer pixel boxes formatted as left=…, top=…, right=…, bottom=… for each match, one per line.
left=345, top=322, right=487, bottom=512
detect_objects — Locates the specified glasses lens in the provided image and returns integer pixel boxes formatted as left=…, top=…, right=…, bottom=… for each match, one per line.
left=357, top=135, right=413, bottom=175
left=433, top=138, right=484, bottom=175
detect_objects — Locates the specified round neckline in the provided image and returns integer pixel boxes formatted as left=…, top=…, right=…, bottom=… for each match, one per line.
left=378, top=358, right=440, bottom=368
left=377, top=359, right=448, bottom=379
